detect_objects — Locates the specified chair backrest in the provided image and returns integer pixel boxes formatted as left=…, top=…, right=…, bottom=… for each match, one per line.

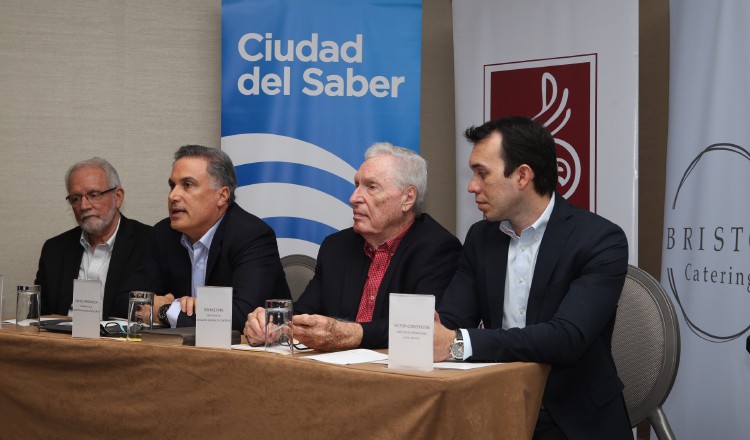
left=611, top=265, right=680, bottom=433
left=281, top=254, right=317, bottom=302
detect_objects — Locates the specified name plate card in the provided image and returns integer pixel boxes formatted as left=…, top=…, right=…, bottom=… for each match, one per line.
left=72, top=279, right=102, bottom=339
left=388, top=293, right=435, bottom=371
left=195, top=286, right=233, bottom=349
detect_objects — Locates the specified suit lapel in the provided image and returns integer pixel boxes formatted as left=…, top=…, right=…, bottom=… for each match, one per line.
left=171, top=228, right=193, bottom=296
left=205, top=209, right=229, bottom=283
left=484, top=224, right=509, bottom=329
left=372, top=217, right=420, bottom=318
left=341, top=235, right=370, bottom=316
left=526, top=195, right=575, bottom=324
left=60, top=230, right=85, bottom=315
left=104, top=216, right=132, bottom=311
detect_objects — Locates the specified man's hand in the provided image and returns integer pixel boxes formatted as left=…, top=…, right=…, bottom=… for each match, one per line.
left=179, top=296, right=196, bottom=316
left=244, top=307, right=268, bottom=346
left=138, top=293, right=175, bottom=323
left=433, top=311, right=454, bottom=362
left=153, top=293, right=175, bottom=311
left=293, top=314, right=363, bottom=352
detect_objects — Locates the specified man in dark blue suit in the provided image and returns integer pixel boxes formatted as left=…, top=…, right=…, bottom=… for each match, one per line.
left=433, top=117, right=632, bottom=440
left=120, top=145, right=289, bottom=331
left=35, top=157, right=152, bottom=319
left=245, top=143, right=461, bottom=350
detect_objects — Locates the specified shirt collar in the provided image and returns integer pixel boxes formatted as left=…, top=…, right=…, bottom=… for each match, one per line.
left=80, top=215, right=121, bottom=251
left=499, top=195, right=555, bottom=241
left=181, top=214, right=224, bottom=251
left=364, top=218, right=414, bottom=259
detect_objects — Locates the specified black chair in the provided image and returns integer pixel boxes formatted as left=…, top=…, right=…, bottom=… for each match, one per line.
left=611, top=265, right=680, bottom=440
left=280, top=254, right=316, bottom=302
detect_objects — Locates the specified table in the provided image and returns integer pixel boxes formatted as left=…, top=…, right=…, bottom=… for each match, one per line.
left=0, top=324, right=549, bottom=439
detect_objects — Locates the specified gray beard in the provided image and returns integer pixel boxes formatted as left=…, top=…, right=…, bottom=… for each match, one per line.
left=79, top=208, right=117, bottom=236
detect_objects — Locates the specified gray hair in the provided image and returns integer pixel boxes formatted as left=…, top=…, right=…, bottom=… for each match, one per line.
left=364, top=142, right=427, bottom=215
left=174, top=145, right=237, bottom=203
left=65, top=157, right=121, bottom=192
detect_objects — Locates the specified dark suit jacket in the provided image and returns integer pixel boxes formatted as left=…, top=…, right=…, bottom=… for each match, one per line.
left=438, top=194, right=632, bottom=440
left=35, top=213, right=152, bottom=319
left=295, top=213, right=461, bottom=348
left=120, top=203, right=290, bottom=331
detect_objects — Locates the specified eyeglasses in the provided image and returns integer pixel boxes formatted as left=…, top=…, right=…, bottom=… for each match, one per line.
left=66, top=187, right=117, bottom=206
left=100, top=321, right=127, bottom=337
left=244, top=334, right=311, bottom=352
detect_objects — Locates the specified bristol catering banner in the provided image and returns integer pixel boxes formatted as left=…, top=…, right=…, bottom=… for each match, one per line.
left=221, top=0, right=422, bottom=258
left=452, top=0, right=638, bottom=260
left=661, top=1, right=750, bottom=438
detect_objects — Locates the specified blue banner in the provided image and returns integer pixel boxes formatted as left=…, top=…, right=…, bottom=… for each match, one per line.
left=222, top=0, right=422, bottom=257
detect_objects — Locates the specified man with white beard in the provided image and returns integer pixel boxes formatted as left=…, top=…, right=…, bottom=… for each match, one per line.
left=35, top=157, right=152, bottom=319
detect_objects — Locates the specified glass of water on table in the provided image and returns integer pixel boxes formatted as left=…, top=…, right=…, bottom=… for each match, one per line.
left=264, top=299, right=293, bottom=353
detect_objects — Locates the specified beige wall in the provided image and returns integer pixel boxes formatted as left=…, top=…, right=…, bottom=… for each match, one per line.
left=638, top=0, right=670, bottom=279
left=0, top=1, right=223, bottom=316
left=420, top=0, right=456, bottom=232
left=0, top=0, right=456, bottom=317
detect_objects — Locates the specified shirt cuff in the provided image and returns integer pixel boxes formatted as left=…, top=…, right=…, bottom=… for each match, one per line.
left=460, top=328, right=473, bottom=360
left=166, top=301, right=181, bottom=328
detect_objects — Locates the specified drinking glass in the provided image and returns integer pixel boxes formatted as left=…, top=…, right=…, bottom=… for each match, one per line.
left=127, top=291, right=154, bottom=341
left=16, top=285, right=41, bottom=329
left=265, top=299, right=293, bottom=353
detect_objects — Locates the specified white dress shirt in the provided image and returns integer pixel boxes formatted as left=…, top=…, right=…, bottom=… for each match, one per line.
left=461, top=196, right=555, bottom=360
left=76, top=217, right=121, bottom=318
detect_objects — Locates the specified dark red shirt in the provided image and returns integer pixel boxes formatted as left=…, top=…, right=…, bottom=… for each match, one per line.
left=355, top=220, right=414, bottom=322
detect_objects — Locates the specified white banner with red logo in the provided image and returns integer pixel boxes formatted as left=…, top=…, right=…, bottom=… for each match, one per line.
left=661, top=1, right=750, bottom=438
left=452, top=0, right=638, bottom=262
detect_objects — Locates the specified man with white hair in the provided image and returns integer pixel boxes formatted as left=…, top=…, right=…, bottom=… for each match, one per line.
left=245, top=143, right=461, bottom=350
left=35, top=157, right=152, bottom=319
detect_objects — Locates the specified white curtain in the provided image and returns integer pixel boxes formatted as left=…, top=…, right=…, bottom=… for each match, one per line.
left=661, top=1, right=750, bottom=438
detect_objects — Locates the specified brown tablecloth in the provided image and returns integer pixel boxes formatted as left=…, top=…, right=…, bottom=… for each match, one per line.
left=0, top=324, right=549, bottom=439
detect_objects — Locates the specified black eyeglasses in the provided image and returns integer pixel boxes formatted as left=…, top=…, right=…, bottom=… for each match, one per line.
left=279, top=334, right=311, bottom=352
left=100, top=321, right=127, bottom=337
left=245, top=334, right=310, bottom=352
left=66, top=187, right=117, bottom=206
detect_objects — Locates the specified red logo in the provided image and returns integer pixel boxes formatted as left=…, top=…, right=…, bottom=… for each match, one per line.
left=485, top=54, right=597, bottom=211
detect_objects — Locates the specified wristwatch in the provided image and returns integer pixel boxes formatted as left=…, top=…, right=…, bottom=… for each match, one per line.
left=157, top=303, right=171, bottom=325
left=449, top=329, right=464, bottom=361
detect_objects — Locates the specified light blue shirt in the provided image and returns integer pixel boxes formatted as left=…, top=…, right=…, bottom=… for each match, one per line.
left=461, top=196, right=554, bottom=360
left=166, top=216, right=224, bottom=327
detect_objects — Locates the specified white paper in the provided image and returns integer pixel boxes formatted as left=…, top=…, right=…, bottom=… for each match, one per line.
left=1, top=317, right=61, bottom=326
left=231, top=344, right=294, bottom=355
left=433, top=361, right=504, bottom=370
left=373, top=359, right=504, bottom=370
left=388, top=293, right=435, bottom=371
left=195, top=286, right=233, bottom=349
left=302, top=349, right=388, bottom=365
left=71, top=280, right=102, bottom=339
